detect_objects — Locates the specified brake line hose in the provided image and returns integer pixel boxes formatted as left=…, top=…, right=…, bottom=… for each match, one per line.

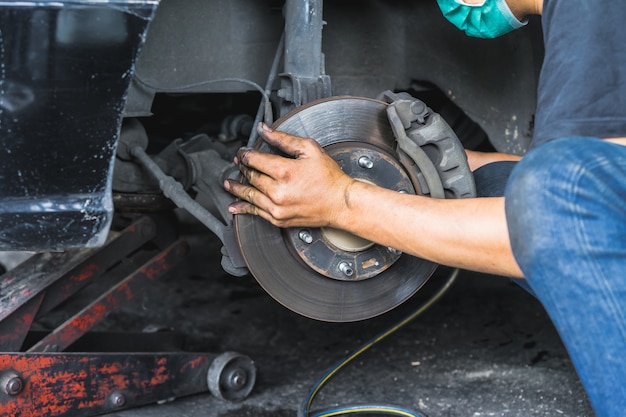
left=299, top=268, right=459, bottom=417
left=310, top=405, right=424, bottom=417
left=130, top=145, right=227, bottom=242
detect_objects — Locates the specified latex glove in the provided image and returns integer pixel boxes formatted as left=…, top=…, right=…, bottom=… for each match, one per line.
left=224, top=123, right=355, bottom=228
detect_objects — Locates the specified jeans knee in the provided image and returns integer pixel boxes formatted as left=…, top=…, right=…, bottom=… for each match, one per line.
left=505, top=156, right=546, bottom=271
left=504, top=138, right=590, bottom=273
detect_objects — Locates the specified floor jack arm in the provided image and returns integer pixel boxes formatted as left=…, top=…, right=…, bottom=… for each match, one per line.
left=0, top=216, right=256, bottom=417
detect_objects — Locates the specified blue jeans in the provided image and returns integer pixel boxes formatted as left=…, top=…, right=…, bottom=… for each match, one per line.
left=505, top=137, right=626, bottom=417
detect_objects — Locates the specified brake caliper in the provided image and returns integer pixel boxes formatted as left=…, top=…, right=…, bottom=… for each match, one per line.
left=379, top=90, right=476, bottom=200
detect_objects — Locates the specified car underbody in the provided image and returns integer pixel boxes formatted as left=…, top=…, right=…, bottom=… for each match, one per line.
left=1, top=0, right=544, bottom=323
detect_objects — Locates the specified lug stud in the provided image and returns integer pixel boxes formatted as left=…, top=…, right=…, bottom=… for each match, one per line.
left=338, top=262, right=354, bottom=277
left=299, top=230, right=313, bottom=244
left=358, top=156, right=374, bottom=169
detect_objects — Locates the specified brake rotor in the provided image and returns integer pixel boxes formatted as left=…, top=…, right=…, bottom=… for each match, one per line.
left=234, top=96, right=438, bottom=322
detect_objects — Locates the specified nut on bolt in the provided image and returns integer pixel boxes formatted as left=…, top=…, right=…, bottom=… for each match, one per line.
left=110, top=392, right=126, bottom=408
left=229, top=368, right=248, bottom=388
left=1, top=373, right=23, bottom=396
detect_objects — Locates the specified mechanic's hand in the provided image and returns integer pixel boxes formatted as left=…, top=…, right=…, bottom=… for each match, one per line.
left=224, top=123, right=355, bottom=228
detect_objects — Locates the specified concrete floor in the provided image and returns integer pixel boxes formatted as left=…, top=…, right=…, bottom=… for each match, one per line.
left=97, top=229, right=594, bottom=417
left=1, top=226, right=595, bottom=417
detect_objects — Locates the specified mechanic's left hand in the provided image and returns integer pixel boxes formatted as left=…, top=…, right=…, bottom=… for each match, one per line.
left=224, top=123, right=356, bottom=228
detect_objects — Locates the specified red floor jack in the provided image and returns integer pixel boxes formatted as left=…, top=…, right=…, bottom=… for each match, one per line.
left=0, top=216, right=256, bottom=417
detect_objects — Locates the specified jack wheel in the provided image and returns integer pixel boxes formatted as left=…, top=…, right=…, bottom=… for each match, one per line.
left=207, top=351, right=256, bottom=402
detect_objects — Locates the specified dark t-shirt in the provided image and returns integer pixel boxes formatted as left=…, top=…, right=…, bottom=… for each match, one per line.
left=532, top=0, right=626, bottom=148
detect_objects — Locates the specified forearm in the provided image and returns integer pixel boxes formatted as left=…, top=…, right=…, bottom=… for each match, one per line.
left=466, top=149, right=522, bottom=171
left=335, top=181, right=524, bottom=277
left=226, top=124, right=523, bottom=277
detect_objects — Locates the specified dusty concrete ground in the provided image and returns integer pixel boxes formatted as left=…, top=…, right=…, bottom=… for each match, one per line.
left=99, top=227, right=593, bottom=417
left=1, top=223, right=595, bottom=417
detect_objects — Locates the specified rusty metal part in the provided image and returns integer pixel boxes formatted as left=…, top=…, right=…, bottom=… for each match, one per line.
left=0, top=216, right=189, bottom=354
left=0, top=352, right=223, bottom=417
left=27, top=239, right=189, bottom=353
left=0, top=215, right=257, bottom=416
left=0, top=216, right=158, bottom=352
left=235, top=96, right=439, bottom=322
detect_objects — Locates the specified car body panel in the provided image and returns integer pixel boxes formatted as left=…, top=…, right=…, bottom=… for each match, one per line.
left=0, top=0, right=158, bottom=250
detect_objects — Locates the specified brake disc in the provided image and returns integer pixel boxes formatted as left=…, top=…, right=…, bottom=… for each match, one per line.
left=234, top=96, right=473, bottom=322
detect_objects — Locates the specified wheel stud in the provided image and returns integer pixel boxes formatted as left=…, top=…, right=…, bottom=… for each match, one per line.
left=299, top=230, right=313, bottom=244
left=338, top=262, right=354, bottom=277
left=358, top=156, right=374, bottom=169
left=387, top=247, right=402, bottom=256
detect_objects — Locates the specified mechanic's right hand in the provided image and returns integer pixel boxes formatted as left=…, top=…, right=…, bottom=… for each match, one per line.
left=224, top=123, right=356, bottom=229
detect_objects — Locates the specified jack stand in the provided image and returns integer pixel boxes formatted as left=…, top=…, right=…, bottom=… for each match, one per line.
left=0, top=216, right=256, bottom=417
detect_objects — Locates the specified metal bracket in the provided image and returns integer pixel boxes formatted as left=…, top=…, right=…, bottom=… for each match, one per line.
left=278, top=73, right=333, bottom=113
left=1, top=352, right=212, bottom=416
left=0, top=350, right=255, bottom=417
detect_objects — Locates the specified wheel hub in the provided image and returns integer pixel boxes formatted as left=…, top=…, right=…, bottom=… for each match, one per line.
left=285, top=141, right=414, bottom=282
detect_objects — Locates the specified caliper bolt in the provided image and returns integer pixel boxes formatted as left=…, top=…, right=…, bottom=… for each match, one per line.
left=358, top=156, right=374, bottom=169
left=299, top=230, right=313, bottom=244
left=410, top=100, right=429, bottom=123
left=338, top=262, right=354, bottom=277
left=110, top=392, right=126, bottom=408
left=1, top=373, right=23, bottom=396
